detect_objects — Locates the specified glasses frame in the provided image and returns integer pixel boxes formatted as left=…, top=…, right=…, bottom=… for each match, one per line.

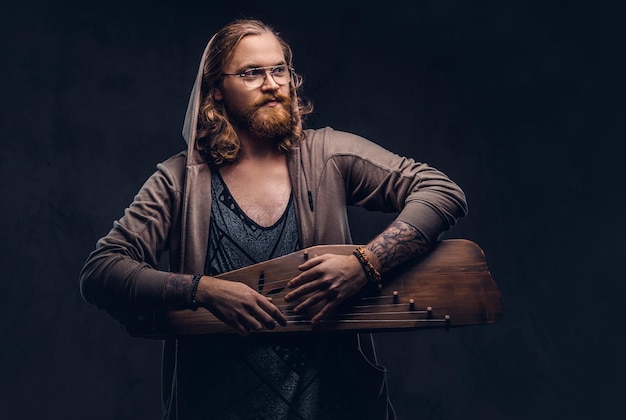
left=222, top=65, right=293, bottom=88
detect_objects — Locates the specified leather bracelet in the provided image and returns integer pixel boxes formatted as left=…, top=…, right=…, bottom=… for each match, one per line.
left=353, top=247, right=381, bottom=284
left=190, top=274, right=203, bottom=310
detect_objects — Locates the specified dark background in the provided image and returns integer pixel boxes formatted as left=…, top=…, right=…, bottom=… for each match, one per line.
left=1, top=1, right=624, bottom=419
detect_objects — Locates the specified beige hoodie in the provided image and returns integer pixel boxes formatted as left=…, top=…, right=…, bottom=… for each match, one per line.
left=80, top=36, right=468, bottom=419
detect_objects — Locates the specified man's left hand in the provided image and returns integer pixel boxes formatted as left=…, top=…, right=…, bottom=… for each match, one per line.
left=284, top=253, right=367, bottom=324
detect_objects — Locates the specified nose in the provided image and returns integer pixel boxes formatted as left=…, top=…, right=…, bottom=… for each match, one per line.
left=260, top=70, right=280, bottom=91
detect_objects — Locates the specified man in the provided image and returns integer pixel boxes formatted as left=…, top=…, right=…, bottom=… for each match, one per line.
left=80, top=19, right=467, bottom=419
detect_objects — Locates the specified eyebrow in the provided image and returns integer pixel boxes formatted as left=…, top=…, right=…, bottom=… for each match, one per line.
left=234, top=61, right=287, bottom=73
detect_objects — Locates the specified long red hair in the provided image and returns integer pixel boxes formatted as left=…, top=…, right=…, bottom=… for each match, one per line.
left=196, top=19, right=313, bottom=165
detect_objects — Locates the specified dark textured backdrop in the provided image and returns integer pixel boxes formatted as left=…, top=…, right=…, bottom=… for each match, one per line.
left=1, top=1, right=624, bottom=419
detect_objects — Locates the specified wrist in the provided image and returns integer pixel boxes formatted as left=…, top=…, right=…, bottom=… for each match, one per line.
left=353, top=247, right=382, bottom=287
left=190, top=274, right=203, bottom=310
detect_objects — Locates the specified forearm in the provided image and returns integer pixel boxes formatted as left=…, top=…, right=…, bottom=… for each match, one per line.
left=80, top=246, right=198, bottom=315
left=364, top=220, right=431, bottom=274
left=79, top=160, right=191, bottom=315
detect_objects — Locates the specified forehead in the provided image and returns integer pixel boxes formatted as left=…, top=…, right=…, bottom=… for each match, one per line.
left=224, top=32, right=286, bottom=71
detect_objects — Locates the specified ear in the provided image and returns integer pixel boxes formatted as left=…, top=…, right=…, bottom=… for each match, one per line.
left=213, top=88, right=223, bottom=101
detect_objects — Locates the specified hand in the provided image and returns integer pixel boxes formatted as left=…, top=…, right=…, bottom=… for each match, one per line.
left=195, top=277, right=287, bottom=336
left=284, top=253, right=368, bottom=324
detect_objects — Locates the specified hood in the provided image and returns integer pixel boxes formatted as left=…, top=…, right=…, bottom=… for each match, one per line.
left=181, top=40, right=213, bottom=166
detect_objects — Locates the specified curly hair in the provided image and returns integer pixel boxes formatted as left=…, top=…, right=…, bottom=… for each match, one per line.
left=195, top=19, right=313, bottom=165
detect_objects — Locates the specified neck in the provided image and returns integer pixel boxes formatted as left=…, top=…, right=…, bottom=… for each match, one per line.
left=236, top=129, right=285, bottom=161
left=219, top=140, right=287, bottom=178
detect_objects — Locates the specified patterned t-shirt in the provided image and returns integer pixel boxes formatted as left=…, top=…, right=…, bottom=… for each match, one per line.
left=201, top=171, right=322, bottom=419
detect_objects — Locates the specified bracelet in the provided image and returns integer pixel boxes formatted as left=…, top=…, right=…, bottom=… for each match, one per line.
left=352, top=247, right=381, bottom=285
left=190, top=274, right=203, bottom=310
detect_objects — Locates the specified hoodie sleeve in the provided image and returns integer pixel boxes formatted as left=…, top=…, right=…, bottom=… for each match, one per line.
left=329, top=129, right=468, bottom=244
left=79, top=153, right=192, bottom=317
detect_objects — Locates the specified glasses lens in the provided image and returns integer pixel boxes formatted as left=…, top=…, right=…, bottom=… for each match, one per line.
left=243, top=66, right=291, bottom=88
left=271, top=66, right=290, bottom=84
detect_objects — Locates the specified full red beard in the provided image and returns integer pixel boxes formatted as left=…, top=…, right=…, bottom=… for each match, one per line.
left=233, top=92, right=293, bottom=140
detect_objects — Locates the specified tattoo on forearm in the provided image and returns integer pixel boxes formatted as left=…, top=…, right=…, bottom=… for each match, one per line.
left=367, top=220, right=430, bottom=272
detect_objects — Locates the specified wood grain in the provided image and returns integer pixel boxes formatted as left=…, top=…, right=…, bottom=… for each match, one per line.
left=126, top=239, right=503, bottom=337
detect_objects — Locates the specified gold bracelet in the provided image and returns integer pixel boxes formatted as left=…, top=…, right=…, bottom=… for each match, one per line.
left=352, top=247, right=381, bottom=284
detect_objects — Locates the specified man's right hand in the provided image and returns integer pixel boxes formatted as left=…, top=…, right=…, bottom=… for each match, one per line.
left=194, top=276, right=288, bottom=336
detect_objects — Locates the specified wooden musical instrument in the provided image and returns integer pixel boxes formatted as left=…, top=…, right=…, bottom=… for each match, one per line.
left=126, top=239, right=503, bottom=337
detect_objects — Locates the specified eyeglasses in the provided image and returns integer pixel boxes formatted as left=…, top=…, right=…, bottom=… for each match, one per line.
left=222, top=65, right=292, bottom=89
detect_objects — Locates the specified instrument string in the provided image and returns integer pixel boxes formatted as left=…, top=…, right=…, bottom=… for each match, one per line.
left=137, top=242, right=501, bottom=335
left=219, top=268, right=438, bottom=325
left=183, top=317, right=447, bottom=326
left=183, top=304, right=443, bottom=325
left=218, top=268, right=307, bottom=292
left=200, top=263, right=448, bottom=328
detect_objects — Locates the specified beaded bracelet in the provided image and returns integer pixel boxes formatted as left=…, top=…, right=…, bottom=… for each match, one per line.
left=190, top=274, right=203, bottom=310
left=352, top=247, right=381, bottom=285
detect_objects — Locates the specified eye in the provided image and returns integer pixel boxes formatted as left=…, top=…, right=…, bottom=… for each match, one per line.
left=272, top=65, right=287, bottom=75
left=243, top=68, right=264, bottom=78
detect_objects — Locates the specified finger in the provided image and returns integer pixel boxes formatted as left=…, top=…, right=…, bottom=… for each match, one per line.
left=239, top=312, right=264, bottom=333
left=210, top=305, right=251, bottom=336
left=258, top=317, right=277, bottom=330
left=250, top=308, right=278, bottom=330
left=257, top=299, right=288, bottom=326
left=296, top=255, right=325, bottom=271
left=289, top=255, right=328, bottom=288
left=311, top=300, right=340, bottom=325
left=293, top=290, right=327, bottom=313
left=287, top=269, right=317, bottom=289
left=285, top=278, right=325, bottom=301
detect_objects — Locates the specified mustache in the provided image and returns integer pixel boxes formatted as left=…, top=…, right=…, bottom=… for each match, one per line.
left=252, top=92, right=291, bottom=107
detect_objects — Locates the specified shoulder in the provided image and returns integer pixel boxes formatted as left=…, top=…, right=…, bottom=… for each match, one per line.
left=154, top=151, right=187, bottom=181
left=135, top=151, right=188, bottom=198
left=301, top=126, right=379, bottom=153
left=303, top=126, right=365, bottom=144
left=301, top=127, right=394, bottom=160
left=158, top=151, right=187, bottom=173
